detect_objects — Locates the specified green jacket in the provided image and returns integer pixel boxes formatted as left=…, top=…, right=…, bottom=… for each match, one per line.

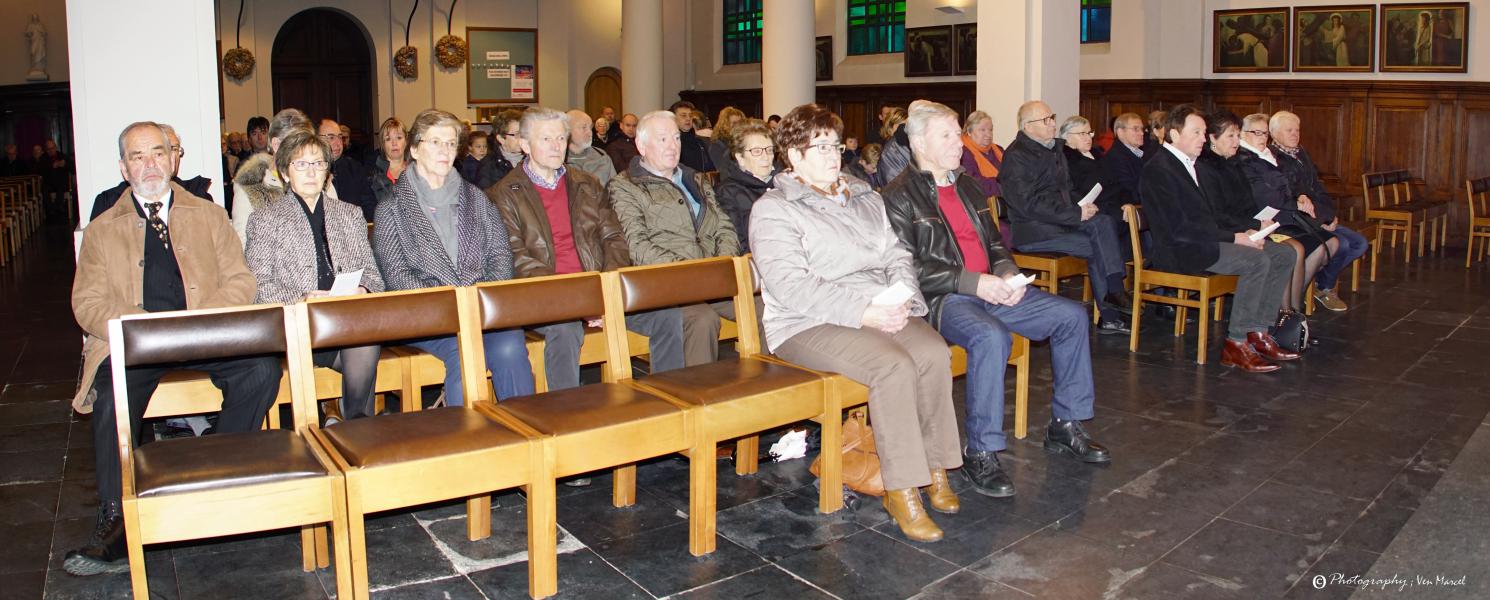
left=607, top=157, right=739, bottom=265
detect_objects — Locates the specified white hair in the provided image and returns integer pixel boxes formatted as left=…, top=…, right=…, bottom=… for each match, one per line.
left=565, top=109, right=592, bottom=128
left=518, top=106, right=570, bottom=140
left=1268, top=110, right=1300, bottom=134
left=904, top=100, right=959, bottom=139
left=635, top=110, right=678, bottom=145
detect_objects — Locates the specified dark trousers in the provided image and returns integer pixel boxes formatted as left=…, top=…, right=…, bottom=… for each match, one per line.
left=312, top=344, right=381, bottom=420
left=1315, top=225, right=1369, bottom=290
left=532, top=308, right=685, bottom=391
left=91, top=356, right=282, bottom=505
left=1204, top=241, right=1295, bottom=341
left=408, top=329, right=533, bottom=405
left=1016, top=215, right=1127, bottom=320
left=936, top=290, right=1095, bottom=453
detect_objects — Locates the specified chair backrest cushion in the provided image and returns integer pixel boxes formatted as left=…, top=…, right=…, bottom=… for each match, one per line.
left=307, top=288, right=459, bottom=349
left=617, top=257, right=738, bottom=312
left=476, top=273, right=605, bottom=330
left=121, top=306, right=286, bottom=367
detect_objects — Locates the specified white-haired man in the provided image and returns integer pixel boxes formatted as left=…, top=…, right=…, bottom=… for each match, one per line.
left=564, top=109, right=616, bottom=186
left=608, top=110, right=741, bottom=366
left=1269, top=111, right=1368, bottom=312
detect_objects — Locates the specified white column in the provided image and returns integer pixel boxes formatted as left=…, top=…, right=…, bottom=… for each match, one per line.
left=68, top=0, right=224, bottom=228
left=977, top=0, right=1080, bottom=145
left=621, top=0, right=663, bottom=115
left=761, top=0, right=815, bottom=118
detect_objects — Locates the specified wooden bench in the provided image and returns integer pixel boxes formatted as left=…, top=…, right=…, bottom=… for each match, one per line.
left=1361, top=169, right=1450, bottom=264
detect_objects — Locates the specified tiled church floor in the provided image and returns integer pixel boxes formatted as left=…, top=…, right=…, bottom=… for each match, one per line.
left=2, top=220, right=1488, bottom=599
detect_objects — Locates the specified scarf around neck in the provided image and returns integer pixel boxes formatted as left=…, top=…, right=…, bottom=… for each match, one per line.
left=961, top=134, right=1003, bottom=179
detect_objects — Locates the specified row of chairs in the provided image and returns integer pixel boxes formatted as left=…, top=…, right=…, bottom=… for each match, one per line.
left=0, top=174, right=44, bottom=267
left=107, top=255, right=1032, bottom=599
left=1361, top=169, right=1451, bottom=264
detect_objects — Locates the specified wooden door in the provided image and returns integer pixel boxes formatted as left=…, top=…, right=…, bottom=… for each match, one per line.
left=271, top=9, right=374, bottom=148
left=585, top=67, right=623, bottom=118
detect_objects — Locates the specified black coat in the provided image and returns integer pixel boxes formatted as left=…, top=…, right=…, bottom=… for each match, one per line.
left=1233, top=146, right=1298, bottom=219
left=1139, top=149, right=1228, bottom=275
left=713, top=164, right=774, bottom=254
left=475, top=154, right=515, bottom=191
left=679, top=130, right=714, bottom=173
left=1273, top=146, right=1337, bottom=224
left=605, top=134, right=639, bottom=174
left=332, top=155, right=376, bottom=222
left=883, top=165, right=1020, bottom=327
left=1063, top=145, right=1101, bottom=202
left=1196, top=149, right=1263, bottom=235
left=1000, top=131, right=1080, bottom=248
left=1095, top=142, right=1144, bottom=218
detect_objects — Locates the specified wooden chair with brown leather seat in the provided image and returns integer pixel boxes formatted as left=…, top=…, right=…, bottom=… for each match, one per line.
left=1465, top=177, right=1490, bottom=268
left=1122, top=204, right=1238, bottom=364
left=106, top=303, right=352, bottom=599
left=1363, top=169, right=1447, bottom=264
left=295, top=287, right=556, bottom=599
left=602, top=256, right=838, bottom=556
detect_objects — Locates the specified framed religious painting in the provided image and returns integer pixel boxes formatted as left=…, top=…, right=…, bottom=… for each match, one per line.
left=904, top=25, right=953, bottom=77
left=1214, top=7, right=1291, bottom=73
left=816, top=36, right=833, bottom=81
left=1294, top=5, right=1375, bottom=72
left=1379, top=3, right=1469, bottom=73
left=954, top=23, right=977, bottom=75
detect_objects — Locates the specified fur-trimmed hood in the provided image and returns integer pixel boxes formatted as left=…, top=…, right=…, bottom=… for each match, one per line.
left=233, top=152, right=283, bottom=210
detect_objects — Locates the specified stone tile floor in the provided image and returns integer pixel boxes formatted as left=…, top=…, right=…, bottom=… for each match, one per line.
left=2, top=221, right=1487, bottom=599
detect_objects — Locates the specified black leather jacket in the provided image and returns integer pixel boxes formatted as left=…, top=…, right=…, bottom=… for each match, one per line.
left=883, top=165, right=1020, bottom=327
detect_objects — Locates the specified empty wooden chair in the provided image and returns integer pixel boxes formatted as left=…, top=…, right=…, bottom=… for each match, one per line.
left=106, top=304, right=351, bottom=598
left=608, top=256, right=836, bottom=555
left=295, top=287, right=555, bottom=599
left=1123, top=205, right=1238, bottom=364
left=1466, top=177, right=1490, bottom=268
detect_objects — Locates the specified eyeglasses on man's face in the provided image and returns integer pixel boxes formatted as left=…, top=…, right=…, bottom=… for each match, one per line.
left=1068, top=130, right=1095, bottom=138
left=1242, top=129, right=1270, bottom=137
left=1025, top=114, right=1057, bottom=126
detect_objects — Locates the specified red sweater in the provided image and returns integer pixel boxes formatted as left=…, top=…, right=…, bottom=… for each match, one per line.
left=537, top=178, right=583, bottom=274
left=937, top=184, right=988, bottom=274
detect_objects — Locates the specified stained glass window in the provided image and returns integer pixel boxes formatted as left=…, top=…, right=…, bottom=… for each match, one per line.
left=1082, top=0, right=1112, bottom=43
left=847, top=0, right=906, bottom=56
left=723, top=0, right=763, bottom=65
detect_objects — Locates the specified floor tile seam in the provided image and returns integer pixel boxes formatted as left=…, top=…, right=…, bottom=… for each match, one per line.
left=582, top=540, right=663, bottom=599
left=759, top=558, right=848, bottom=600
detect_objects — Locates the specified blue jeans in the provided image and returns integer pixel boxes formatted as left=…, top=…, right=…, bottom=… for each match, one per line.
left=1315, top=225, right=1368, bottom=290
left=936, top=289, right=1095, bottom=453
left=409, top=329, right=534, bottom=406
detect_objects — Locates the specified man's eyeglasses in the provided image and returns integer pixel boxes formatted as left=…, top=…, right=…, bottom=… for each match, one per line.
left=1243, top=129, right=1270, bottom=137
left=290, top=160, right=329, bottom=172
left=1068, top=131, right=1095, bottom=138
left=1024, top=114, right=1057, bottom=126
left=745, top=145, right=775, bottom=158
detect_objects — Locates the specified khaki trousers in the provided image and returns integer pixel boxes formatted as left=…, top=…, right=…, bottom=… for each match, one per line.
left=773, top=317, right=961, bottom=490
left=680, top=296, right=768, bottom=365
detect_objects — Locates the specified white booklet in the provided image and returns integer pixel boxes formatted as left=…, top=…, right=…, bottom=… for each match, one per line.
left=1249, top=222, right=1281, bottom=242
left=871, top=281, right=915, bottom=306
left=1078, top=183, right=1103, bottom=207
left=1006, top=273, right=1037, bottom=289
left=329, top=269, right=365, bottom=297
left=1253, top=206, right=1279, bottom=221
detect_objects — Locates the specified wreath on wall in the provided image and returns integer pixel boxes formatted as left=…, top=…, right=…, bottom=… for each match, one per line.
left=394, top=0, right=420, bottom=79
left=223, top=0, right=255, bottom=80
left=435, top=1, right=467, bottom=69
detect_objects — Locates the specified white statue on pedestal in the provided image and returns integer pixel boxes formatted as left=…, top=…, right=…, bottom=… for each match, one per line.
left=25, top=14, right=48, bottom=82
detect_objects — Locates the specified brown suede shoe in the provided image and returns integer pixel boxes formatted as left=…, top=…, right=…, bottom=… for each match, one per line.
left=1247, top=331, right=1300, bottom=361
left=1221, top=338, right=1281, bottom=373
left=923, top=469, right=960, bottom=514
left=882, top=488, right=944, bottom=542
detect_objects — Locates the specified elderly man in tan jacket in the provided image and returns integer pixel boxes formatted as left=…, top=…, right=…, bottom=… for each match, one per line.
left=64, top=122, right=280, bottom=577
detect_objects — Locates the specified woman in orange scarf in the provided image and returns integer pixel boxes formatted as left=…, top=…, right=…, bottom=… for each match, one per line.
left=959, top=110, right=1005, bottom=199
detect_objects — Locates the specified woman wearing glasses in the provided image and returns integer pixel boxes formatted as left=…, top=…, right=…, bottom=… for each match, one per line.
left=1059, top=116, right=1101, bottom=202
left=714, top=118, right=776, bottom=253
left=372, top=109, right=534, bottom=407
left=244, top=130, right=385, bottom=423
left=750, top=103, right=960, bottom=544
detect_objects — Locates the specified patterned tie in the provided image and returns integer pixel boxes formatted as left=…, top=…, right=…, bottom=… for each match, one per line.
left=145, top=202, right=171, bottom=249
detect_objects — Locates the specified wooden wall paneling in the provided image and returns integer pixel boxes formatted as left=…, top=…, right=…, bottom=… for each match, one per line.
left=839, top=101, right=867, bottom=145
left=1458, top=101, right=1490, bottom=183
left=1366, top=96, right=1433, bottom=188
left=1283, top=97, right=1352, bottom=192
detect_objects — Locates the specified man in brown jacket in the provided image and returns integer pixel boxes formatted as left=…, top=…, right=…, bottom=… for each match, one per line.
left=488, top=107, right=685, bottom=391
left=64, top=122, right=280, bottom=576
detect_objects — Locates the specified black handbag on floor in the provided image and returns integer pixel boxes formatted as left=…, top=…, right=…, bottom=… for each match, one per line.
left=1270, top=310, right=1311, bottom=353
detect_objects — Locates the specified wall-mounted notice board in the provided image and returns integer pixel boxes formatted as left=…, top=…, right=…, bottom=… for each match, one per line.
left=467, top=27, right=539, bottom=104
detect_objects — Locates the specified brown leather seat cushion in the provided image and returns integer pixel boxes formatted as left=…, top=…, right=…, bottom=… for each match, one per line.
left=321, top=407, right=527, bottom=467
left=134, top=430, right=327, bottom=498
left=640, top=358, right=821, bottom=406
left=498, top=383, right=682, bottom=436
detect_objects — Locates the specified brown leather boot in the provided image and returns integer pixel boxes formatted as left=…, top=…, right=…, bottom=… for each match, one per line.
left=922, top=469, right=960, bottom=514
left=882, top=488, right=944, bottom=542
left=1247, top=331, right=1300, bottom=361
left=1221, top=338, right=1280, bottom=373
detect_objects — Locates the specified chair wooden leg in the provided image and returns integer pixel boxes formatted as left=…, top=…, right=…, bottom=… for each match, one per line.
left=734, top=436, right=759, bottom=476
left=122, top=500, right=149, bottom=598
left=399, top=355, right=420, bottom=412
left=1128, top=287, right=1142, bottom=354
left=1305, top=282, right=1316, bottom=316
left=329, top=474, right=354, bottom=600
left=1413, top=218, right=1423, bottom=262
left=526, top=446, right=558, bottom=599
left=815, top=379, right=845, bottom=514
left=300, top=525, right=318, bottom=571
left=1013, top=339, right=1030, bottom=440
left=1213, top=296, right=1225, bottom=321
left=1196, top=294, right=1211, bottom=365
left=1353, top=257, right=1362, bottom=290
left=1173, top=291, right=1188, bottom=337
left=612, top=465, right=637, bottom=507
left=689, top=443, right=718, bottom=556
left=466, top=495, right=491, bottom=540
left=344, top=476, right=370, bottom=600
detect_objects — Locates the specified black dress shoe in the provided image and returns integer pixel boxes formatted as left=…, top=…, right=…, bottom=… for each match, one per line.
left=1096, top=318, right=1131, bottom=335
left=1044, top=418, right=1112, bottom=464
left=1103, top=291, right=1135, bottom=316
left=962, top=450, right=1015, bottom=498
left=63, top=502, right=130, bottom=576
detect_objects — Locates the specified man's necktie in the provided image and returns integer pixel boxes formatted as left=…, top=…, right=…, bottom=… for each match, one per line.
left=145, top=202, right=171, bottom=249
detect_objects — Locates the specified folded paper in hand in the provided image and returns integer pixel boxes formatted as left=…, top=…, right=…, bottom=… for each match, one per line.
left=1077, top=183, right=1103, bottom=207
left=1253, top=206, right=1279, bottom=221
left=329, top=269, right=365, bottom=297
left=1249, top=222, right=1280, bottom=242
left=1006, top=273, right=1037, bottom=289
left=872, top=281, right=915, bottom=305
